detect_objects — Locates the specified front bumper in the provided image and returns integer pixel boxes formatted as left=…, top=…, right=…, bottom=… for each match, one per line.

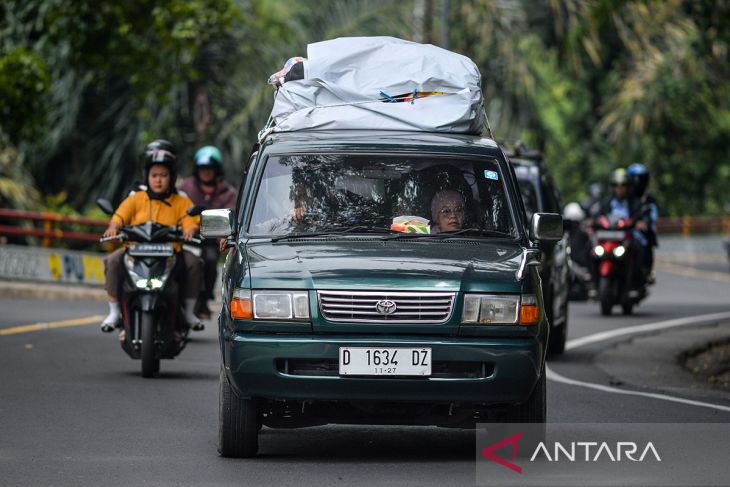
left=224, top=333, right=543, bottom=405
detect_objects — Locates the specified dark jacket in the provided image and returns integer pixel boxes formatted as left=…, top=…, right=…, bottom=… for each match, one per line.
left=179, top=177, right=238, bottom=213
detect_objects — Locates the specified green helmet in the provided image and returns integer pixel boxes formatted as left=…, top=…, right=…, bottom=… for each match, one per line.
left=609, top=168, right=628, bottom=186
left=194, top=146, right=223, bottom=177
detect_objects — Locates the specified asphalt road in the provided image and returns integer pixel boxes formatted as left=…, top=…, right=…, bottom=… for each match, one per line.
left=1, top=267, right=730, bottom=486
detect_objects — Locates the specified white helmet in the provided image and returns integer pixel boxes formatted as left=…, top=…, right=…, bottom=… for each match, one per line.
left=563, top=202, right=586, bottom=222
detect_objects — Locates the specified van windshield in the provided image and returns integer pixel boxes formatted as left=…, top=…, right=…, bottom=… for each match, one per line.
left=247, top=154, right=518, bottom=238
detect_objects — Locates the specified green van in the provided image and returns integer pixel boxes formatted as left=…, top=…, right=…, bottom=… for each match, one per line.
left=201, top=129, right=563, bottom=457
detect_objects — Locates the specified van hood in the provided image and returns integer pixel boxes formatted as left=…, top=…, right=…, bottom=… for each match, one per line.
left=244, top=239, right=523, bottom=293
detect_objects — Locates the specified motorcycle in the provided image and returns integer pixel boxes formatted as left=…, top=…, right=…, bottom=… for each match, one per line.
left=590, top=214, right=647, bottom=316
left=563, top=202, right=595, bottom=301
left=97, top=199, right=203, bottom=377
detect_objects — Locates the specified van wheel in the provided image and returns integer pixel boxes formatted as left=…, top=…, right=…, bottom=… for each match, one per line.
left=548, top=299, right=567, bottom=356
left=218, top=368, right=259, bottom=458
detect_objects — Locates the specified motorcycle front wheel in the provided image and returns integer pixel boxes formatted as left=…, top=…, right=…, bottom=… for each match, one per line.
left=599, top=276, right=613, bottom=316
left=140, top=311, right=158, bottom=378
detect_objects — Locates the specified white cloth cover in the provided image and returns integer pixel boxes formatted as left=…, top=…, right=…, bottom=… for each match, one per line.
left=269, top=37, right=485, bottom=135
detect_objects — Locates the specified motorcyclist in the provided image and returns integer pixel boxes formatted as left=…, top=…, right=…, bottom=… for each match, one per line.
left=100, top=139, right=204, bottom=333
left=627, top=163, right=658, bottom=283
left=563, top=202, right=594, bottom=298
left=178, top=145, right=237, bottom=319
left=596, top=168, right=647, bottom=294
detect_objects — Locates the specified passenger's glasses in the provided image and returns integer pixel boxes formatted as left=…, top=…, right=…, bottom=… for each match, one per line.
left=439, top=206, right=464, bottom=217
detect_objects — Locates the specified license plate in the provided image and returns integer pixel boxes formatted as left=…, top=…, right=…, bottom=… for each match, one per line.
left=339, top=347, right=431, bottom=376
left=596, top=230, right=625, bottom=241
left=128, top=243, right=174, bottom=257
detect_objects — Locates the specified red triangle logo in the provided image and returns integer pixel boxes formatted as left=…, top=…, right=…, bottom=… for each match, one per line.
left=480, top=431, right=523, bottom=474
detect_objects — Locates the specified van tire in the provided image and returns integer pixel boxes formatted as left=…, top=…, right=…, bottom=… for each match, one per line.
left=508, top=369, right=546, bottom=423
left=218, top=368, right=258, bottom=458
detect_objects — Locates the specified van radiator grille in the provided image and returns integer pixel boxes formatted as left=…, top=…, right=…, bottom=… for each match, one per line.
left=318, top=291, right=455, bottom=324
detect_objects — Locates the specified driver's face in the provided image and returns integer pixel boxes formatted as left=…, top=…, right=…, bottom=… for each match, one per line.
left=612, top=183, right=627, bottom=201
left=197, top=167, right=216, bottom=183
left=148, top=165, right=171, bottom=193
left=435, top=196, right=465, bottom=232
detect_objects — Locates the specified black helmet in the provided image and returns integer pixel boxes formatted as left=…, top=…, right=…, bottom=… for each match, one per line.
left=142, top=139, right=178, bottom=187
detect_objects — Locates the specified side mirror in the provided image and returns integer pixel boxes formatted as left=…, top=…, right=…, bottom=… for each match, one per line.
left=187, top=204, right=205, bottom=217
left=529, top=213, right=563, bottom=242
left=97, top=198, right=115, bottom=216
left=200, top=209, right=235, bottom=239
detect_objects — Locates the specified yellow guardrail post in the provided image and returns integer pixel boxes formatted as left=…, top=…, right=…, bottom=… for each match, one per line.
left=681, top=216, right=691, bottom=237
left=42, top=214, right=54, bottom=248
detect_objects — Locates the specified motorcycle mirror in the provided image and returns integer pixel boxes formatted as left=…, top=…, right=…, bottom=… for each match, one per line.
left=97, top=198, right=115, bottom=216
left=187, top=205, right=205, bottom=217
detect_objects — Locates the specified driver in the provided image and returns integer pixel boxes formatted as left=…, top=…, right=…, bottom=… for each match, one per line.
left=99, top=139, right=203, bottom=334
left=430, top=190, right=465, bottom=233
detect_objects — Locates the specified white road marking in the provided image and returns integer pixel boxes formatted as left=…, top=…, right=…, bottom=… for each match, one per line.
left=565, top=311, right=730, bottom=351
left=546, top=310, right=730, bottom=413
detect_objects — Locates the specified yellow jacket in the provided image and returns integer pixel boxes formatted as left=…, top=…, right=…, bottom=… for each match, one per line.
left=111, top=191, right=199, bottom=249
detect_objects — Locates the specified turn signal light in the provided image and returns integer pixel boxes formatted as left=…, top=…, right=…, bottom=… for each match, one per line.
left=519, top=295, right=540, bottom=325
left=231, top=289, right=252, bottom=320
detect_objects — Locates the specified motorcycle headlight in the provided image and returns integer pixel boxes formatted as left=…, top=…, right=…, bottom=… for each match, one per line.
left=612, top=245, right=626, bottom=258
left=593, top=245, right=605, bottom=257
left=251, top=290, right=310, bottom=320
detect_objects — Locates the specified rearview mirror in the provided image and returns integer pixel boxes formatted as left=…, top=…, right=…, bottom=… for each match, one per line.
left=529, top=213, right=563, bottom=242
left=96, top=198, right=114, bottom=216
left=200, top=209, right=234, bottom=239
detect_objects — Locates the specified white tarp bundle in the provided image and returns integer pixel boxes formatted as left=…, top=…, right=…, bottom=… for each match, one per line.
left=268, top=37, right=485, bottom=135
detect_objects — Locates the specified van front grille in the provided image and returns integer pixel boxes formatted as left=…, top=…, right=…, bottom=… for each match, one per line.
left=318, top=291, right=455, bottom=324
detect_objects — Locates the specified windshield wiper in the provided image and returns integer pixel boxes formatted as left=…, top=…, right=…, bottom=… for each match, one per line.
left=270, top=226, right=395, bottom=242
left=439, top=228, right=513, bottom=238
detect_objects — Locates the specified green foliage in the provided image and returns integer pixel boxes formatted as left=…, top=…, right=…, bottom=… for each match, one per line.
left=0, top=48, right=50, bottom=143
left=1, top=0, right=728, bottom=218
left=0, top=136, right=41, bottom=209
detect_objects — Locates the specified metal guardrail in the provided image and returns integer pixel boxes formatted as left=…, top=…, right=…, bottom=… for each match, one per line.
left=0, top=208, right=728, bottom=247
left=0, top=208, right=108, bottom=246
left=657, top=216, right=730, bottom=236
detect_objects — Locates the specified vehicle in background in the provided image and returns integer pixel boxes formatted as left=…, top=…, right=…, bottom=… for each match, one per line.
left=504, top=145, right=570, bottom=355
left=591, top=214, right=647, bottom=315
left=563, top=202, right=595, bottom=301
left=97, top=199, right=204, bottom=377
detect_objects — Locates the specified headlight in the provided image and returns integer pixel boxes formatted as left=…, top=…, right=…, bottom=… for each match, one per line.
left=462, top=294, right=540, bottom=326
left=230, top=289, right=309, bottom=321
left=593, top=245, right=605, bottom=257
left=612, top=245, right=626, bottom=258
left=462, top=295, right=519, bottom=324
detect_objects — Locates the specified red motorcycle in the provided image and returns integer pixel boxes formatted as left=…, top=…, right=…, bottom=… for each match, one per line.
left=591, top=215, right=646, bottom=316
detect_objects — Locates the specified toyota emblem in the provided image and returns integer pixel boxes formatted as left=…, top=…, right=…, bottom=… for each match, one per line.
left=375, top=300, right=397, bottom=315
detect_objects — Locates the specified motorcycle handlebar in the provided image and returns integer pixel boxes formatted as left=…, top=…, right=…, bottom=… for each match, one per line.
left=99, top=226, right=201, bottom=244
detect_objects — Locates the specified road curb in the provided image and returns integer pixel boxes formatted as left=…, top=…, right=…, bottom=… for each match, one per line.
left=0, top=280, right=107, bottom=301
